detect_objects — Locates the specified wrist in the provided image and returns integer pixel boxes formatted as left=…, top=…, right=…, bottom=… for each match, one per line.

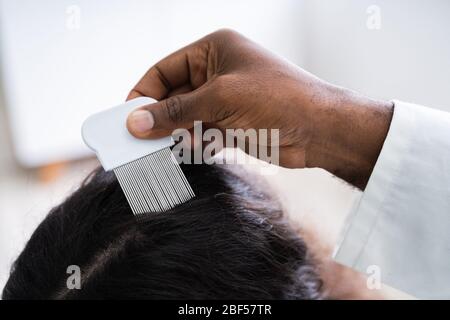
left=305, top=85, right=394, bottom=189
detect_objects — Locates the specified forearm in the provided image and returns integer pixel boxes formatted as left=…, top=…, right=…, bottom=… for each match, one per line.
left=305, top=85, right=394, bottom=189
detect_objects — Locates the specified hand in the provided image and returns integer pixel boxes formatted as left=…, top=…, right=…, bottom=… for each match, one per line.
left=126, top=29, right=393, bottom=189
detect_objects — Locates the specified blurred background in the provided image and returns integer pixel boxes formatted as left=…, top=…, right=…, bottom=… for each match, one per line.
left=1, top=0, right=449, bottom=295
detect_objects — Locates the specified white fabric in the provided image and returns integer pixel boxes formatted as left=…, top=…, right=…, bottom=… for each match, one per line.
left=334, top=100, right=450, bottom=299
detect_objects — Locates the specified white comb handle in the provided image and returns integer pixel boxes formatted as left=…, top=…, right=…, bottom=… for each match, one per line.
left=81, top=97, right=174, bottom=171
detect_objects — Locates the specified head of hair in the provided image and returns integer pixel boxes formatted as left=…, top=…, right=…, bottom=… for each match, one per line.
left=2, top=163, right=322, bottom=299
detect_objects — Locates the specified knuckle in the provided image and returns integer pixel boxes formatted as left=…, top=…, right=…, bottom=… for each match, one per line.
left=210, top=80, right=228, bottom=108
left=212, top=74, right=237, bottom=101
left=212, top=75, right=228, bottom=92
left=211, top=28, right=241, bottom=41
left=164, top=96, right=184, bottom=124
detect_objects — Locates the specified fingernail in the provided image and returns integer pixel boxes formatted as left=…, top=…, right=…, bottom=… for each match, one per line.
left=129, top=110, right=154, bottom=133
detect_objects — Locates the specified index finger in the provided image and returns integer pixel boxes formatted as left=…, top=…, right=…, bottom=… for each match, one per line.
left=127, top=39, right=210, bottom=101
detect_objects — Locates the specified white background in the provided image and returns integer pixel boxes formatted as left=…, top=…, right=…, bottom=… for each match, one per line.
left=1, top=0, right=449, bottom=296
left=0, top=0, right=304, bottom=167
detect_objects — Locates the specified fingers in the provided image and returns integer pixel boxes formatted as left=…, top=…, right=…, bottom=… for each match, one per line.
left=126, top=40, right=210, bottom=101
left=126, top=30, right=240, bottom=140
left=127, top=84, right=217, bottom=139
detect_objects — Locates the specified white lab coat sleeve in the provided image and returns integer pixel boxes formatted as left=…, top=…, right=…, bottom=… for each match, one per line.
left=333, top=100, right=450, bottom=299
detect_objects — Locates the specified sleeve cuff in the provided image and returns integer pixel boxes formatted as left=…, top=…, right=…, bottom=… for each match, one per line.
left=332, top=100, right=450, bottom=298
left=333, top=100, right=416, bottom=267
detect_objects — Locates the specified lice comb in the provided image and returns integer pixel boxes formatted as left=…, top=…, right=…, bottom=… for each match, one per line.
left=82, top=97, right=195, bottom=219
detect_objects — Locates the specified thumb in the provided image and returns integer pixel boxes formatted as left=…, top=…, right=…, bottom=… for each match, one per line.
left=127, top=86, right=215, bottom=139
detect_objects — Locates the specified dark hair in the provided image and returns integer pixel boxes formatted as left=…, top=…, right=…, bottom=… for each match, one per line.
left=2, top=163, right=322, bottom=299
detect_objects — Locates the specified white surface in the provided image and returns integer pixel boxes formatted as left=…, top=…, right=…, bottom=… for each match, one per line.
left=0, top=0, right=303, bottom=167
left=82, top=97, right=173, bottom=170
left=302, top=0, right=450, bottom=112
left=335, top=101, right=450, bottom=299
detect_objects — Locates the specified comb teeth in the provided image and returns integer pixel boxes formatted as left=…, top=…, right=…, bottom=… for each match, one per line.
left=113, top=147, right=195, bottom=220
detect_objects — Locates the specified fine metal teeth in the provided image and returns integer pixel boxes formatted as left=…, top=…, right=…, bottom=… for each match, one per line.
left=113, top=147, right=195, bottom=218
